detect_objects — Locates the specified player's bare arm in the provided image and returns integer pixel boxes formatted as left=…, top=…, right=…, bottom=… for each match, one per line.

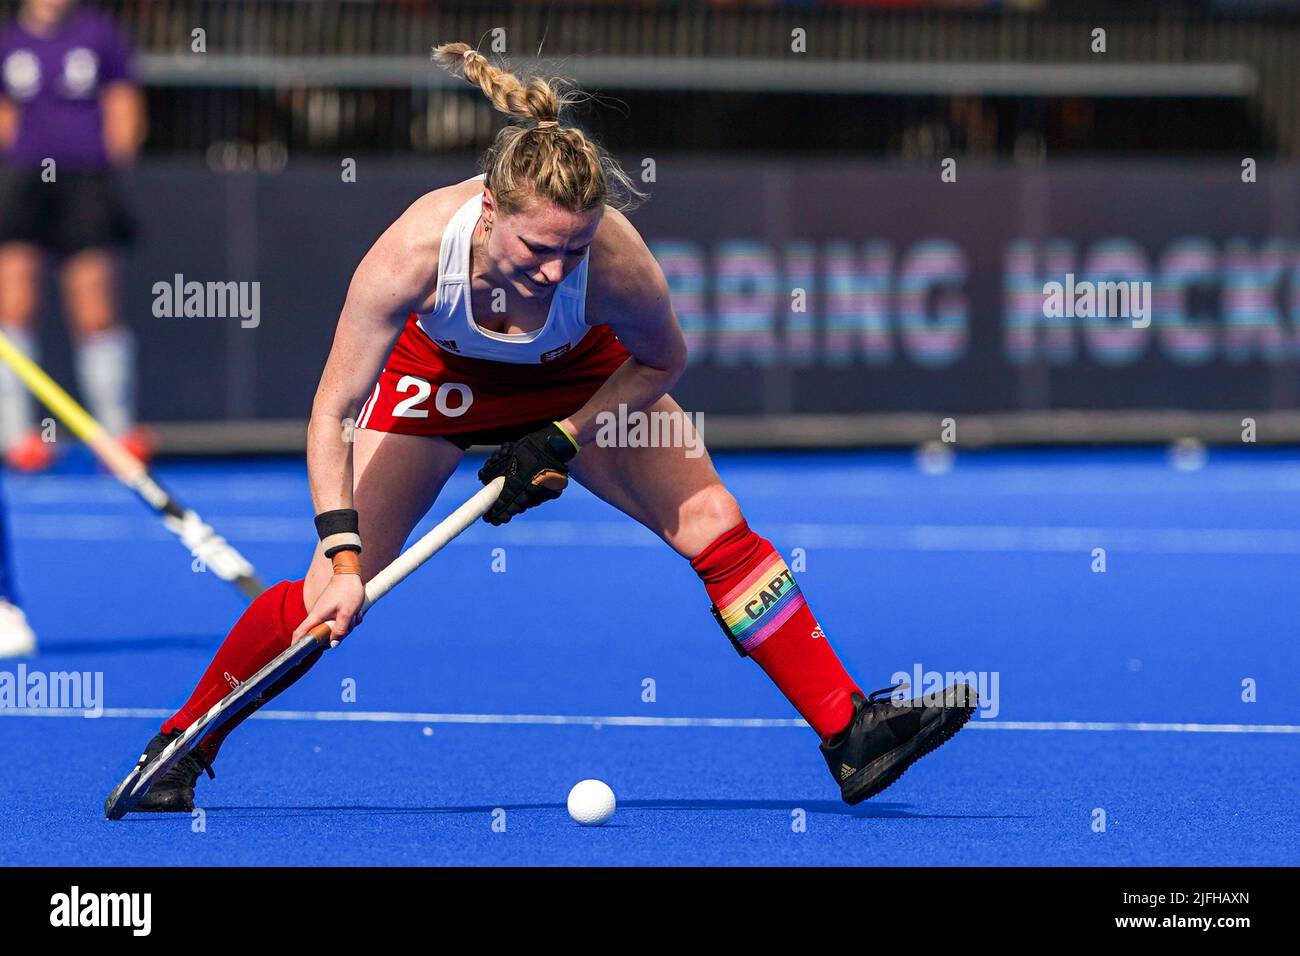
left=0, top=94, right=15, bottom=152
left=100, top=81, right=146, bottom=166
left=297, top=192, right=448, bottom=642
left=474, top=209, right=689, bottom=526
left=556, top=208, right=688, bottom=447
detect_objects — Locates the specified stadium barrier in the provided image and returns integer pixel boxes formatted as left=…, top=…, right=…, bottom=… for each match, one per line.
left=14, top=157, right=1293, bottom=451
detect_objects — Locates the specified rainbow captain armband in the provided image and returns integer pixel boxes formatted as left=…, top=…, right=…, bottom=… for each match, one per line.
left=708, top=552, right=807, bottom=657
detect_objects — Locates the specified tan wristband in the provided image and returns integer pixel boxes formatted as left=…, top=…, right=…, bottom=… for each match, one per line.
left=331, top=550, right=362, bottom=576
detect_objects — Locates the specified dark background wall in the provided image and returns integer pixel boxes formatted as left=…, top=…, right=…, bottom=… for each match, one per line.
left=28, top=158, right=1300, bottom=424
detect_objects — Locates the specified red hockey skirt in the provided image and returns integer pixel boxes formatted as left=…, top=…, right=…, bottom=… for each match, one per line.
left=356, top=314, right=631, bottom=449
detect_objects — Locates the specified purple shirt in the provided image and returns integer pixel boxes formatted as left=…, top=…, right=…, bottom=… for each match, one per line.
left=0, top=9, right=134, bottom=170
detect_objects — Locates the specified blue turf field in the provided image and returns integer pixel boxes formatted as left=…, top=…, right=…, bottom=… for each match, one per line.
left=1, top=447, right=1297, bottom=866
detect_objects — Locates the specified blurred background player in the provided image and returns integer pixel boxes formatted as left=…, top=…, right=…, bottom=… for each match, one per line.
left=0, top=0, right=149, bottom=473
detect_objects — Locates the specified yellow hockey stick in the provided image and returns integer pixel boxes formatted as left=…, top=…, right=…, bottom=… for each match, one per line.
left=0, top=329, right=265, bottom=600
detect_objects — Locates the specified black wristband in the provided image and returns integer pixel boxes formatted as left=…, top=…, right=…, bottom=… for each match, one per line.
left=544, top=422, right=580, bottom=464
left=315, top=508, right=361, bottom=557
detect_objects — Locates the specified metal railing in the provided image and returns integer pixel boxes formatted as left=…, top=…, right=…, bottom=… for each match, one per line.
left=1, top=1, right=1296, bottom=154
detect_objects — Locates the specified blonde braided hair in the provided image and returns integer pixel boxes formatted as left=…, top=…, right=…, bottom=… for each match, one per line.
left=432, top=42, right=646, bottom=215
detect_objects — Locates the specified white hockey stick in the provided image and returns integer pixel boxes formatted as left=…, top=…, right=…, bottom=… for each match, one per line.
left=104, top=476, right=505, bottom=820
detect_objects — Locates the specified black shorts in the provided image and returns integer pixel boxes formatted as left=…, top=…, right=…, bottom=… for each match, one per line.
left=441, top=419, right=553, bottom=451
left=0, top=165, right=137, bottom=256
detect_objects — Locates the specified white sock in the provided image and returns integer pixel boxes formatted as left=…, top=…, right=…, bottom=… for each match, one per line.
left=0, top=328, right=38, bottom=450
left=75, top=326, right=137, bottom=437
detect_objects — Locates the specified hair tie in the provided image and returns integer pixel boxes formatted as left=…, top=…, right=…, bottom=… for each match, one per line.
left=462, top=49, right=476, bottom=61
left=535, top=120, right=559, bottom=130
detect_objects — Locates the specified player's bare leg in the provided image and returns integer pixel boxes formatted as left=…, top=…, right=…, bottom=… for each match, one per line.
left=568, top=394, right=977, bottom=804
left=126, top=428, right=464, bottom=811
left=567, top=395, right=744, bottom=560
left=0, top=242, right=51, bottom=471
left=59, top=248, right=155, bottom=461
left=300, top=430, right=464, bottom=608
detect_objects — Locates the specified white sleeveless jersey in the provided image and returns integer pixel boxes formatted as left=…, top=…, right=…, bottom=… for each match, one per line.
left=414, top=181, right=594, bottom=364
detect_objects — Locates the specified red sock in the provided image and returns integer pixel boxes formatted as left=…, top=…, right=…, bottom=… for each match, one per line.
left=692, top=520, right=861, bottom=740
left=161, top=579, right=321, bottom=762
